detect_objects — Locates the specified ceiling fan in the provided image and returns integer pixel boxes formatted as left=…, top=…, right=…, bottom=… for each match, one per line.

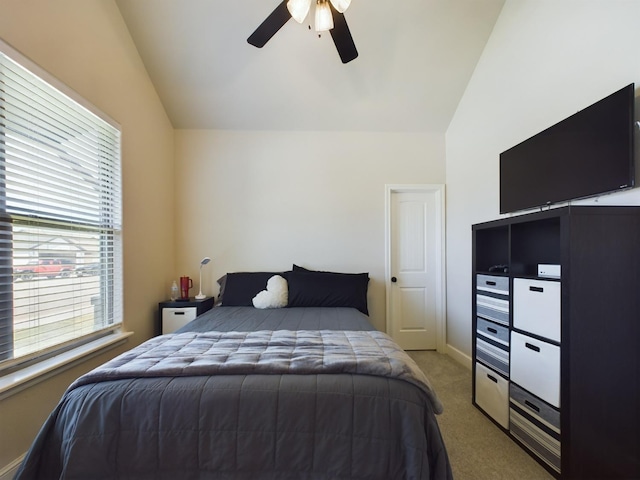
left=247, top=0, right=358, bottom=64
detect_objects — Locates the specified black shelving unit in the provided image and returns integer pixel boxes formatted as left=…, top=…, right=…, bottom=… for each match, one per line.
left=472, top=205, right=640, bottom=479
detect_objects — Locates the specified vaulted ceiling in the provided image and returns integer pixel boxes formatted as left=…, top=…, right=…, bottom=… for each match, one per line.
left=115, top=0, right=505, bottom=132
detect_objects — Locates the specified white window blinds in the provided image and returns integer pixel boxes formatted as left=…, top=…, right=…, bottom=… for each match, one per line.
left=0, top=42, right=122, bottom=368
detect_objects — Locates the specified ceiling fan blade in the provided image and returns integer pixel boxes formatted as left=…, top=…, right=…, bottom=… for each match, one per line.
left=248, top=1, right=291, bottom=48
left=329, top=5, right=358, bottom=64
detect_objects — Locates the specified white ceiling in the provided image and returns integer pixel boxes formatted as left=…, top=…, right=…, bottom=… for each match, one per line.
left=115, top=0, right=505, bottom=132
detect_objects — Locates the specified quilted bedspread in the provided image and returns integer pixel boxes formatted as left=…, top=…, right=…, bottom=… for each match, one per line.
left=71, top=330, right=443, bottom=415
left=16, top=328, right=452, bottom=480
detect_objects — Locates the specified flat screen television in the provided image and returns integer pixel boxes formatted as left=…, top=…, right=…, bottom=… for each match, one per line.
left=500, top=83, right=635, bottom=214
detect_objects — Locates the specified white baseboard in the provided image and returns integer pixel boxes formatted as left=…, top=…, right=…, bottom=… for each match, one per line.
left=446, top=343, right=472, bottom=370
left=0, top=454, right=25, bottom=480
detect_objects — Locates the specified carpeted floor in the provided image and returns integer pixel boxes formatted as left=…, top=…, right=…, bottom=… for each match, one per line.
left=408, top=351, right=554, bottom=480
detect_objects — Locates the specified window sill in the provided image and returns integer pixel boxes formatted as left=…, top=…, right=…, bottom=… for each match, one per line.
left=0, top=331, right=133, bottom=401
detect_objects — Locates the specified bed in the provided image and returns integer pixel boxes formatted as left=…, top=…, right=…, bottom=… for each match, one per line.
left=16, top=268, right=452, bottom=479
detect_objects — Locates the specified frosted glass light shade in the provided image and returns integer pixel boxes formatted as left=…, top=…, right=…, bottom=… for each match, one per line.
left=287, top=0, right=312, bottom=23
left=315, top=0, right=334, bottom=32
left=329, top=0, right=351, bottom=13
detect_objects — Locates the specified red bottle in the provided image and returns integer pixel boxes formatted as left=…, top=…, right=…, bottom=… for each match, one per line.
left=179, top=276, right=193, bottom=300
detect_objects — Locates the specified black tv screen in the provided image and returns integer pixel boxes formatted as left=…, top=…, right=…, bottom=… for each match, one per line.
left=500, top=83, right=635, bottom=214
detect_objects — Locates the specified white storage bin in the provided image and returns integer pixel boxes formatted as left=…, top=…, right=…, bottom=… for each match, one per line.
left=475, top=362, right=509, bottom=429
left=162, top=307, right=197, bottom=334
left=513, top=278, right=561, bottom=342
left=511, top=331, right=560, bottom=408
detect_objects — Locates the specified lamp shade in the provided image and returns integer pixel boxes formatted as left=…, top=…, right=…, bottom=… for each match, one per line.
left=287, top=0, right=311, bottom=23
left=315, top=0, right=334, bottom=32
left=329, top=0, right=351, bottom=13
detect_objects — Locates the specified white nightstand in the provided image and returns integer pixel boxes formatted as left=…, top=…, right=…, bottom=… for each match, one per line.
left=158, top=297, right=215, bottom=334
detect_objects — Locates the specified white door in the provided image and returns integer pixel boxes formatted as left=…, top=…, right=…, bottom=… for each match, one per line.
left=386, top=185, right=445, bottom=351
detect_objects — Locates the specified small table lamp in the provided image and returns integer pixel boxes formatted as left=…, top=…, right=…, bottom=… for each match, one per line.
left=195, top=257, right=211, bottom=300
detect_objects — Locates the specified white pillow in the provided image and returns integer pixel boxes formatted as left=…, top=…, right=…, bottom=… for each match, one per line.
left=252, top=275, right=288, bottom=309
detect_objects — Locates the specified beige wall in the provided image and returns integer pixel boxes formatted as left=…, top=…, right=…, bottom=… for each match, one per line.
left=174, top=130, right=446, bottom=332
left=445, top=0, right=640, bottom=364
left=0, top=0, right=175, bottom=469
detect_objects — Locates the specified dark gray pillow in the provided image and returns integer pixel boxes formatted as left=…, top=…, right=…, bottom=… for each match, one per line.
left=215, top=274, right=227, bottom=306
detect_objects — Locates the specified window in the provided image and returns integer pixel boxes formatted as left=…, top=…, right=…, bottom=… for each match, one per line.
left=0, top=40, right=122, bottom=371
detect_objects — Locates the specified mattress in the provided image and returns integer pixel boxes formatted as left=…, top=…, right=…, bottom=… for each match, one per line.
left=179, top=305, right=377, bottom=333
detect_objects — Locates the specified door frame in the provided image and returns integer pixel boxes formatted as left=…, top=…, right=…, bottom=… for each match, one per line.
left=384, top=184, right=447, bottom=352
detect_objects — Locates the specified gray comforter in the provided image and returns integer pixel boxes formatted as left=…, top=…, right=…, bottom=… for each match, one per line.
left=70, top=330, right=443, bottom=415
left=16, top=308, right=452, bottom=480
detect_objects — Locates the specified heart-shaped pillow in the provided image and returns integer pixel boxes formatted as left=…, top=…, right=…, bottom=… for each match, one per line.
left=252, top=275, right=288, bottom=309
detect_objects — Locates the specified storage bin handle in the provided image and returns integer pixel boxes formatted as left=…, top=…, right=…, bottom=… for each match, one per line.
left=525, top=342, right=540, bottom=352
left=487, top=374, right=498, bottom=383
left=529, top=286, right=544, bottom=293
left=174, top=311, right=185, bottom=315
left=486, top=280, right=496, bottom=286
left=487, top=327, right=498, bottom=334
left=524, top=400, right=540, bottom=413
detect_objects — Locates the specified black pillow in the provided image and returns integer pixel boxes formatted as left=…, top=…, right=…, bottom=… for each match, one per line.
left=287, top=270, right=370, bottom=315
left=292, top=264, right=312, bottom=272
left=222, top=272, right=286, bottom=306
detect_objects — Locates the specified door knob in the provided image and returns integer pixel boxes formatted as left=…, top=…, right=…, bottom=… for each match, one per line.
left=391, top=277, right=397, bottom=283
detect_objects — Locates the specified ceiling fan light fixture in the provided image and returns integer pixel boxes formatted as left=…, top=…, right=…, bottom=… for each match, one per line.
left=287, top=0, right=312, bottom=23
left=315, top=0, right=334, bottom=32
left=329, top=0, right=351, bottom=13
